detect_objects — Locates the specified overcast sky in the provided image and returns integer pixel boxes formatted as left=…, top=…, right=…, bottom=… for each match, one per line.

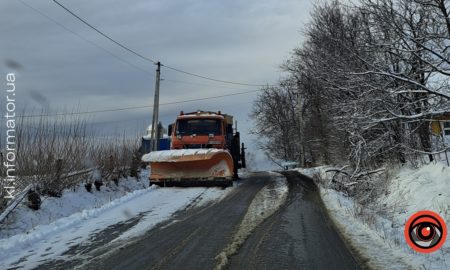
left=1, top=0, right=313, bottom=169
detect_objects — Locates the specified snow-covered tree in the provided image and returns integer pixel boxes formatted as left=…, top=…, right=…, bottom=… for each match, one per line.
left=252, top=0, right=450, bottom=171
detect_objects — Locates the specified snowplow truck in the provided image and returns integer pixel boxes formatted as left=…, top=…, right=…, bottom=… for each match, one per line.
left=142, top=110, right=246, bottom=187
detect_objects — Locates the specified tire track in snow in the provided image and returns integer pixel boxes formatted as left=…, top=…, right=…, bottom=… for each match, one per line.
left=214, top=176, right=288, bottom=270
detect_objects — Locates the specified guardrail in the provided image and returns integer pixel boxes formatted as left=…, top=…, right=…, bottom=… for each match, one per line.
left=0, top=184, right=33, bottom=225
left=0, top=165, right=133, bottom=224
left=0, top=167, right=97, bottom=225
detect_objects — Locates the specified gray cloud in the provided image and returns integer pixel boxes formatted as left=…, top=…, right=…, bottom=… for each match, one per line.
left=0, top=0, right=312, bottom=169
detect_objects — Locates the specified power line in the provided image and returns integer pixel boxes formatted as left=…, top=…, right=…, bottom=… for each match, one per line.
left=20, top=0, right=265, bottom=89
left=18, top=0, right=267, bottom=89
left=14, top=88, right=263, bottom=118
left=10, top=1, right=268, bottom=121
left=52, top=0, right=269, bottom=86
left=18, top=0, right=150, bottom=74
left=161, top=64, right=267, bottom=87
left=18, top=0, right=270, bottom=90
left=162, top=78, right=263, bottom=91
left=53, top=0, right=158, bottom=65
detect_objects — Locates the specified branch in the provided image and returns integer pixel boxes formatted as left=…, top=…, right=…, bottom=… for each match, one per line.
left=351, top=70, right=450, bottom=100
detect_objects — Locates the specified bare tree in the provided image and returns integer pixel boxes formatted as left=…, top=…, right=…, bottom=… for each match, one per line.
left=251, top=0, right=450, bottom=172
left=251, top=82, right=303, bottom=165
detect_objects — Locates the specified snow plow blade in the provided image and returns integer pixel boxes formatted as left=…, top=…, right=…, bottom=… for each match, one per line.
left=142, top=149, right=234, bottom=187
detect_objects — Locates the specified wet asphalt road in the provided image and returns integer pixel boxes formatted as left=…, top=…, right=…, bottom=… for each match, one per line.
left=229, top=171, right=361, bottom=270
left=39, top=171, right=361, bottom=270
left=86, top=172, right=272, bottom=270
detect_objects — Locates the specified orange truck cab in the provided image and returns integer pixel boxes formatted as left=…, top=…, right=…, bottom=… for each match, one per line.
left=169, top=111, right=234, bottom=150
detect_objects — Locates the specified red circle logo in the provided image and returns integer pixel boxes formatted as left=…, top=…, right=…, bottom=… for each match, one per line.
left=404, top=210, right=447, bottom=253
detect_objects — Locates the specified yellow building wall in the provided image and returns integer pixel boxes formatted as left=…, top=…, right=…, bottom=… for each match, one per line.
left=431, top=115, right=450, bottom=136
left=431, top=121, right=441, bottom=135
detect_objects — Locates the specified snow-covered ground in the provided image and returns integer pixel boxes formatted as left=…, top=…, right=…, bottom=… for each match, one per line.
left=0, top=170, right=151, bottom=239
left=298, top=163, right=450, bottom=269
left=0, top=170, right=233, bottom=269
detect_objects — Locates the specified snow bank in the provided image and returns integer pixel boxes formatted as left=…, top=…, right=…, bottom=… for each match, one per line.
left=295, top=166, right=328, bottom=178
left=0, top=171, right=150, bottom=239
left=298, top=164, right=450, bottom=269
left=383, top=163, right=449, bottom=219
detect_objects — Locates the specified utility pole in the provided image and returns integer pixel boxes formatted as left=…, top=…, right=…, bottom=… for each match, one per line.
left=296, top=92, right=305, bottom=167
left=150, top=61, right=161, bottom=152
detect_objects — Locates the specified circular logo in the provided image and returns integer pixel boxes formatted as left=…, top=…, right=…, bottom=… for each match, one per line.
left=404, top=210, right=447, bottom=253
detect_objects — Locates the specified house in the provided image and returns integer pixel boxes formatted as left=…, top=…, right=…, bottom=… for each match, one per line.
left=140, top=123, right=170, bottom=155
left=430, top=113, right=450, bottom=145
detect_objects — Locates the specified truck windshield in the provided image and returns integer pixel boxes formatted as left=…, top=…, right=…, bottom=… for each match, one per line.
left=176, top=119, right=222, bottom=135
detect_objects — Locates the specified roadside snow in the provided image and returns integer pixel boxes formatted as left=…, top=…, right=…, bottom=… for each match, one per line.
left=298, top=163, right=450, bottom=269
left=0, top=171, right=150, bottom=239
left=0, top=170, right=234, bottom=269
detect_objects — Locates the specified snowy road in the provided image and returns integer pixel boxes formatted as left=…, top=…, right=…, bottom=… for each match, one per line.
left=34, top=171, right=361, bottom=270
left=1, top=182, right=231, bottom=270
left=229, top=171, right=361, bottom=269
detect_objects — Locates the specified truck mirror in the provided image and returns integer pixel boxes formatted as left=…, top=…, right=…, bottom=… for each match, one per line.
left=168, top=124, right=173, bottom=136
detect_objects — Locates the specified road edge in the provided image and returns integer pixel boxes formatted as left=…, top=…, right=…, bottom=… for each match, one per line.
left=315, top=186, right=375, bottom=269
